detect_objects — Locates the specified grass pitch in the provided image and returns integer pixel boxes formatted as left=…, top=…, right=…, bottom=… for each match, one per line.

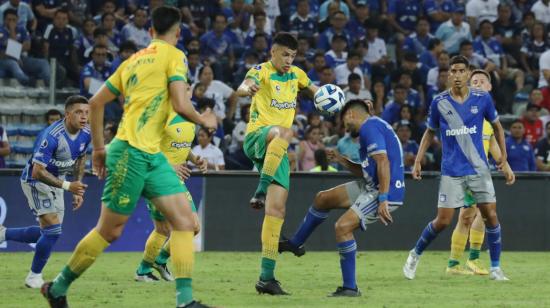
left=0, top=251, right=549, bottom=307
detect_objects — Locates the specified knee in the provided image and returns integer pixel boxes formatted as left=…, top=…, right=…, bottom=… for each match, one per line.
left=155, top=222, right=171, bottom=237
left=277, top=127, right=294, bottom=143
left=433, top=217, right=451, bottom=231
left=266, top=202, right=285, bottom=218
left=98, top=226, right=123, bottom=243
left=460, top=214, right=475, bottom=228
left=334, top=219, right=352, bottom=237
left=483, top=210, right=499, bottom=227
left=313, top=191, right=330, bottom=210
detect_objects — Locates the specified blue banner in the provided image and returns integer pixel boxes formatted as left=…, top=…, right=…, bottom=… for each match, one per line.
left=0, top=175, right=203, bottom=252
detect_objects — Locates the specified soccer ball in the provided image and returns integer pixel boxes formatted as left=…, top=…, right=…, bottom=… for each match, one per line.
left=314, top=84, right=345, bottom=114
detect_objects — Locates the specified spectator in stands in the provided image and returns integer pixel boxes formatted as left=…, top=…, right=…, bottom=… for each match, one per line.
left=0, top=9, right=50, bottom=86
left=531, top=0, right=550, bottom=24
left=364, top=19, right=388, bottom=80
left=250, top=33, right=269, bottom=63
left=334, top=50, right=366, bottom=88
left=308, top=52, right=326, bottom=85
left=466, top=0, right=499, bottom=33
left=387, top=0, right=421, bottom=37
left=310, top=149, right=337, bottom=172
left=319, top=65, right=336, bottom=85
left=535, top=122, right=550, bottom=171
left=343, top=72, right=372, bottom=102
left=396, top=121, right=423, bottom=171
left=244, top=10, right=272, bottom=47
left=224, top=0, right=250, bottom=40
left=372, top=79, right=387, bottom=115
left=427, top=50, right=449, bottom=87
left=290, top=0, right=317, bottom=39
left=110, top=40, right=137, bottom=73
left=403, top=17, right=434, bottom=55
left=493, top=3, right=522, bottom=63
left=346, top=0, right=368, bottom=40
left=92, top=0, right=126, bottom=28
left=75, top=18, right=96, bottom=64
left=0, top=0, right=36, bottom=31
left=423, top=0, right=454, bottom=32
left=520, top=21, right=549, bottom=82
left=324, top=34, right=348, bottom=68
left=506, top=119, right=536, bottom=171
left=435, top=6, right=472, bottom=55
left=186, top=49, right=202, bottom=85
left=298, top=125, right=324, bottom=171
left=519, top=11, right=536, bottom=43
left=319, top=0, right=350, bottom=23
left=197, top=65, right=238, bottom=121
left=336, top=128, right=360, bottom=163
left=419, top=38, right=443, bottom=78
left=182, top=0, right=220, bottom=34
left=82, top=28, right=111, bottom=64
left=45, top=109, right=62, bottom=125
left=200, top=13, right=235, bottom=76
left=522, top=103, right=544, bottom=147
left=388, top=72, right=422, bottom=112
left=538, top=49, right=550, bottom=89
left=510, top=0, right=535, bottom=24
left=121, top=6, right=150, bottom=50
left=79, top=44, right=111, bottom=97
left=0, top=124, right=9, bottom=168
left=100, top=12, right=122, bottom=54
left=34, top=0, right=67, bottom=34
left=382, top=83, right=407, bottom=125
left=392, top=52, right=425, bottom=97
left=294, top=35, right=314, bottom=71
left=427, top=68, right=449, bottom=103
left=459, top=40, right=496, bottom=74
left=192, top=127, right=225, bottom=171
left=226, top=104, right=254, bottom=170
left=395, top=105, right=425, bottom=142
left=103, top=121, right=118, bottom=146
left=43, top=8, right=78, bottom=86
left=318, top=11, right=353, bottom=52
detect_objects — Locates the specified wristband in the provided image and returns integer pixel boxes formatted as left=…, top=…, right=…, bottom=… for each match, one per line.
left=62, top=181, right=71, bottom=191
left=378, top=193, right=388, bottom=203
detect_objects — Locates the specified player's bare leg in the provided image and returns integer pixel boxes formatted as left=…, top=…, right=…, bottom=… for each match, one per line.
left=255, top=184, right=290, bottom=295
left=447, top=207, right=476, bottom=275
left=280, top=184, right=352, bottom=256
left=477, top=202, right=508, bottom=280
left=465, top=208, right=488, bottom=275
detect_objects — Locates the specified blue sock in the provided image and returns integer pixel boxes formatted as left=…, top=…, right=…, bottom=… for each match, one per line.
left=414, top=222, right=440, bottom=256
left=337, top=240, right=357, bottom=290
left=31, top=224, right=61, bottom=274
left=5, top=226, right=42, bottom=243
left=486, top=224, right=502, bottom=268
left=289, top=206, right=329, bottom=247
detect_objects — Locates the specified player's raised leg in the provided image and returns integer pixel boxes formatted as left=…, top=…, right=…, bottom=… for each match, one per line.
left=465, top=208, right=488, bottom=275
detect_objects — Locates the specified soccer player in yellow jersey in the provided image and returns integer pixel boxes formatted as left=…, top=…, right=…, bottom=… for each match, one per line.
left=41, top=6, right=217, bottom=308
left=446, top=69, right=515, bottom=276
left=236, top=33, right=318, bottom=295
left=135, top=86, right=208, bottom=282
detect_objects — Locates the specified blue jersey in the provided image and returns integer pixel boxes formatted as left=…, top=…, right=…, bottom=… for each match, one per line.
left=21, top=120, right=91, bottom=183
left=427, top=88, right=499, bottom=176
left=358, top=117, right=405, bottom=205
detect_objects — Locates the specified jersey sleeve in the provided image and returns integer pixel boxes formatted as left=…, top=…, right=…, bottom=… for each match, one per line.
left=360, top=121, right=387, bottom=156
left=245, top=64, right=264, bottom=85
left=105, top=61, right=124, bottom=96
left=32, top=134, right=57, bottom=167
left=427, top=98, right=440, bottom=130
left=167, top=50, right=188, bottom=83
left=296, top=67, right=312, bottom=89
left=483, top=94, right=499, bottom=123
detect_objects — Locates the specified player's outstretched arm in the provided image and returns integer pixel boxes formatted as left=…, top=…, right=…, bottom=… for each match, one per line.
left=412, top=129, right=436, bottom=180
left=326, top=148, right=363, bottom=177
left=489, top=135, right=515, bottom=185
left=236, top=78, right=259, bottom=97
left=490, top=120, right=507, bottom=170
left=169, top=80, right=217, bottom=130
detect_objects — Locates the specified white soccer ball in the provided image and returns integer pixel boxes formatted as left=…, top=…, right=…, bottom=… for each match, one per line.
left=314, top=84, right=346, bottom=114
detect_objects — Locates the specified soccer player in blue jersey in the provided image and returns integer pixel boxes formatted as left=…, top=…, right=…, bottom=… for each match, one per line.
left=0, top=96, right=90, bottom=288
left=403, top=56, right=510, bottom=281
left=279, top=99, right=405, bottom=296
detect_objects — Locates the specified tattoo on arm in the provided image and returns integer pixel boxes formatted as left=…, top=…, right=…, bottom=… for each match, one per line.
left=73, top=155, right=86, bottom=181
left=33, top=164, right=63, bottom=188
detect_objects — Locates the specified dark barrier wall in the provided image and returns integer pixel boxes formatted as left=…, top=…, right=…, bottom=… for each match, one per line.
left=203, top=172, right=550, bottom=251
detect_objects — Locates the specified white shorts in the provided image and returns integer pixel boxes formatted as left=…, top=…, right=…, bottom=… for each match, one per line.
left=344, top=181, right=399, bottom=231
left=21, top=180, right=65, bottom=223
left=437, top=171, right=496, bottom=209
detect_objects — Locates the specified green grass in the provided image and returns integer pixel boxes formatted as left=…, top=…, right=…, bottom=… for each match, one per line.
left=0, top=251, right=549, bottom=307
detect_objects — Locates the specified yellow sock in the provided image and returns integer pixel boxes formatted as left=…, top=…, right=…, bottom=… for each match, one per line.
left=263, top=137, right=289, bottom=177
left=164, top=239, right=171, bottom=254
left=261, top=215, right=284, bottom=260
left=469, top=228, right=485, bottom=250
left=67, top=229, right=110, bottom=275
left=449, top=228, right=468, bottom=264
left=170, top=231, right=194, bottom=279
left=143, top=230, right=167, bottom=264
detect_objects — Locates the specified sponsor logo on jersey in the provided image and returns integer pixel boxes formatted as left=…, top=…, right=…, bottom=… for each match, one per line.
left=48, top=159, right=76, bottom=168
left=445, top=125, right=477, bottom=137
left=171, top=141, right=192, bottom=149
left=270, top=99, right=296, bottom=110
left=471, top=106, right=478, bottom=114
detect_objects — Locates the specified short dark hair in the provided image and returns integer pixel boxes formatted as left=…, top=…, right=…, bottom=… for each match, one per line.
left=55, top=8, right=69, bottom=17
left=119, top=40, right=138, bottom=53
left=479, top=19, right=493, bottom=28
left=394, top=83, right=408, bottom=91
left=91, top=44, right=108, bottom=55
left=313, top=149, right=329, bottom=170
left=213, top=13, right=227, bottom=22
left=340, top=99, right=369, bottom=120
left=313, top=51, right=325, bottom=60
left=3, top=8, right=17, bottom=19
left=459, top=40, right=472, bottom=49
left=273, top=32, right=298, bottom=50
left=253, top=32, right=267, bottom=41
left=101, top=12, right=115, bottom=22
left=65, top=95, right=88, bottom=110
left=348, top=50, right=362, bottom=60
left=511, top=119, right=523, bottom=126
left=253, top=9, right=266, bottom=18
left=93, top=28, right=108, bottom=38
left=45, top=109, right=62, bottom=121
left=187, top=48, right=200, bottom=57
left=403, top=52, right=418, bottom=63
left=428, top=38, right=441, bottom=50
left=348, top=73, right=361, bottom=83
left=321, top=65, right=333, bottom=72
left=331, top=11, right=346, bottom=19
left=152, top=5, right=181, bottom=35
left=331, top=34, right=347, bottom=43
left=450, top=55, right=469, bottom=67
left=470, top=69, right=492, bottom=83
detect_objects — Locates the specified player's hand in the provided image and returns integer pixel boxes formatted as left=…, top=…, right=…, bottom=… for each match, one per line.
left=200, top=108, right=218, bottom=133
left=326, top=148, right=340, bottom=163
left=92, top=148, right=107, bottom=179
left=72, top=194, right=84, bottom=211
left=174, top=164, right=192, bottom=180
left=248, top=83, right=260, bottom=96
left=412, top=161, right=422, bottom=180
left=378, top=201, right=393, bottom=226
left=502, top=163, right=515, bottom=185
left=496, top=155, right=507, bottom=170
left=196, top=156, right=208, bottom=174
left=69, top=181, right=88, bottom=196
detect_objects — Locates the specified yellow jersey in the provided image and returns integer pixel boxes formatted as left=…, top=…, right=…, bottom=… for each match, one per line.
left=160, top=111, right=196, bottom=165
left=105, top=39, right=188, bottom=154
left=482, top=120, right=493, bottom=157
left=245, top=62, right=311, bottom=135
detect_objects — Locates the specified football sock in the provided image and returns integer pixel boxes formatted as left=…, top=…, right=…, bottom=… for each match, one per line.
left=256, top=137, right=289, bottom=195
left=414, top=222, right=440, bottom=256
left=155, top=241, right=171, bottom=265
left=289, top=206, right=329, bottom=247
left=260, top=215, right=283, bottom=281
left=171, top=231, right=194, bottom=306
left=448, top=228, right=468, bottom=267
left=138, top=230, right=167, bottom=274
left=338, top=240, right=357, bottom=290
left=469, top=228, right=484, bottom=261
left=31, top=224, right=62, bottom=274
left=486, top=224, right=502, bottom=268
left=51, top=228, right=109, bottom=297
left=5, top=226, right=41, bottom=243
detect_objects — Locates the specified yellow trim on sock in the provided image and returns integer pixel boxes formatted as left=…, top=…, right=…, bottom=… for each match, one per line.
left=263, top=137, right=289, bottom=177
left=143, top=230, right=168, bottom=263
left=469, top=228, right=485, bottom=250
left=68, top=229, right=109, bottom=275
left=170, top=231, right=194, bottom=279
left=449, top=228, right=468, bottom=262
left=261, top=215, right=284, bottom=260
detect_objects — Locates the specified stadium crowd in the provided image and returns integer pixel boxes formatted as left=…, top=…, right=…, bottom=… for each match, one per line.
left=0, top=0, right=549, bottom=172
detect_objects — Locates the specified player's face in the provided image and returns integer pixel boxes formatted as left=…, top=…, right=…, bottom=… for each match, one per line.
left=66, top=103, right=89, bottom=130
left=470, top=73, right=492, bottom=92
left=271, top=45, right=297, bottom=73
left=449, top=63, right=469, bottom=89
left=343, top=109, right=360, bottom=137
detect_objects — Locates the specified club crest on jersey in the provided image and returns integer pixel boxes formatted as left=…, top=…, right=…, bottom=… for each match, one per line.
left=40, top=139, right=48, bottom=148
left=361, top=159, right=369, bottom=168
left=275, top=85, right=281, bottom=93
left=79, top=143, right=86, bottom=151
left=471, top=106, right=478, bottom=114
left=176, top=127, right=182, bottom=134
